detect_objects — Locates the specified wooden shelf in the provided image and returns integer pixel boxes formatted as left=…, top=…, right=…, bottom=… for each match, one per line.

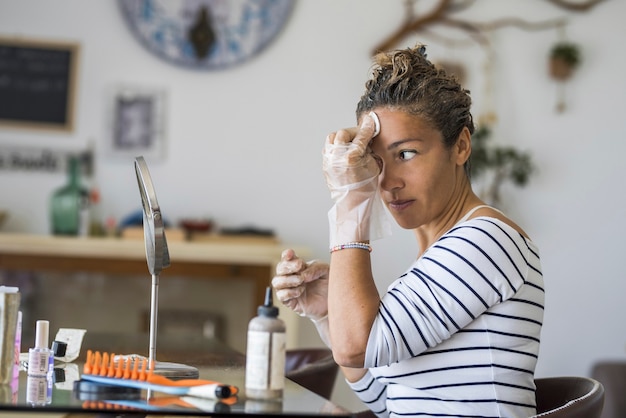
left=0, top=233, right=308, bottom=328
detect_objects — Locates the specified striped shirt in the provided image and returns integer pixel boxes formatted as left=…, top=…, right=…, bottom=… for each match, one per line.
left=348, top=217, right=544, bottom=418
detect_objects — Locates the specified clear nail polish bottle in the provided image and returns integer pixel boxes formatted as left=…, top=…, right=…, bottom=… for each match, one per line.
left=27, top=320, right=54, bottom=378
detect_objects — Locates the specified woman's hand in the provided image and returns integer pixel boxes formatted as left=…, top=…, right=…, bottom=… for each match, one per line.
left=272, top=249, right=329, bottom=321
left=323, top=112, right=380, bottom=192
left=323, top=113, right=390, bottom=247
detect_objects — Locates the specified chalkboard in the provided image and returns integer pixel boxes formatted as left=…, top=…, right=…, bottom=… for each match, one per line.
left=0, top=37, right=79, bottom=131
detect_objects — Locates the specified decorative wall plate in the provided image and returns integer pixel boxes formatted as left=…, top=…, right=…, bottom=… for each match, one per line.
left=118, top=0, right=295, bottom=70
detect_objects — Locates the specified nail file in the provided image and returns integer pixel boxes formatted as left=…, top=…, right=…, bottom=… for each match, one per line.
left=369, top=111, right=380, bottom=137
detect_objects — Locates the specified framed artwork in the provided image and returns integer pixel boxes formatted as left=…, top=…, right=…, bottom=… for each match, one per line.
left=0, top=37, right=79, bottom=132
left=108, top=86, right=167, bottom=160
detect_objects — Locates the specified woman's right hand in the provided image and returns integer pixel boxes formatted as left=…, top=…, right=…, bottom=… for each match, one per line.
left=272, top=249, right=329, bottom=321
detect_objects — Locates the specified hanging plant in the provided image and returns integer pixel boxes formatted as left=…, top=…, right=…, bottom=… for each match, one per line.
left=470, top=125, right=534, bottom=207
left=549, top=41, right=582, bottom=81
left=549, top=41, right=582, bottom=112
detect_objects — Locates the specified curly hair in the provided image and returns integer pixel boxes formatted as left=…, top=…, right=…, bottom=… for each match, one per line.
left=356, top=45, right=475, bottom=152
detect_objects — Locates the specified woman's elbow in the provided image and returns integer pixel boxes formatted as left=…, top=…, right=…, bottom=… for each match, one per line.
left=332, top=347, right=366, bottom=368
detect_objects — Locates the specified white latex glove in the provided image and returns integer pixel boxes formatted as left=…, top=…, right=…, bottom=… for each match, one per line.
left=272, top=249, right=331, bottom=347
left=323, top=112, right=391, bottom=247
left=272, top=249, right=329, bottom=320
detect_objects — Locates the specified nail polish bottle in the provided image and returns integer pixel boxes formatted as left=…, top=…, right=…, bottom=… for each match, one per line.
left=27, top=320, right=54, bottom=378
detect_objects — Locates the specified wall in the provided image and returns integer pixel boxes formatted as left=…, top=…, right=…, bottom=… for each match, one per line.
left=1, top=0, right=625, bottom=412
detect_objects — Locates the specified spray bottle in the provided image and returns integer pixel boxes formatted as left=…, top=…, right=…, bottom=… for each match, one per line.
left=245, top=287, right=286, bottom=400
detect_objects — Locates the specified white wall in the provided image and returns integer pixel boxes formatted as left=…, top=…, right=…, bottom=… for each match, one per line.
left=1, top=0, right=625, bottom=412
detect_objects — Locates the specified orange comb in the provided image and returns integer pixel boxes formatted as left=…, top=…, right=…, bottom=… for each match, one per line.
left=81, top=350, right=238, bottom=400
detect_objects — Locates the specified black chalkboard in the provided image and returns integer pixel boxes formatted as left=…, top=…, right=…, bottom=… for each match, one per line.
left=0, top=37, right=79, bottom=131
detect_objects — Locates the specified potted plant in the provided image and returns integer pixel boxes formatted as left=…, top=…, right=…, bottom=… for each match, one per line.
left=549, top=42, right=582, bottom=81
left=470, top=125, right=534, bottom=207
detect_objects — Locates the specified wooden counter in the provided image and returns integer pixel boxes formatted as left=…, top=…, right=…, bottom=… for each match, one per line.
left=0, top=233, right=305, bottom=321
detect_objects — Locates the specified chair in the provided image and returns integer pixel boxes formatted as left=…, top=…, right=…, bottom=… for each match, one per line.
left=353, top=376, right=605, bottom=418
left=531, top=376, right=605, bottom=418
left=285, top=348, right=339, bottom=400
left=591, top=361, right=626, bottom=418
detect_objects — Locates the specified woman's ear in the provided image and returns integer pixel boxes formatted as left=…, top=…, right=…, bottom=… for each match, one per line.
left=454, top=127, right=472, bottom=166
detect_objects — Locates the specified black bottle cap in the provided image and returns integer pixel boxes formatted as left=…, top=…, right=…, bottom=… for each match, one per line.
left=52, top=340, right=67, bottom=357
left=257, top=286, right=279, bottom=317
left=214, top=384, right=231, bottom=398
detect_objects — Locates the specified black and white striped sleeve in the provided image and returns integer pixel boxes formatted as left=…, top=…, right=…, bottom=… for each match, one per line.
left=365, top=218, right=531, bottom=367
left=347, top=370, right=389, bottom=418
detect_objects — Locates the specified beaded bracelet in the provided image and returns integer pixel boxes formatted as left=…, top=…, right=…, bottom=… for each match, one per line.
left=330, top=242, right=372, bottom=253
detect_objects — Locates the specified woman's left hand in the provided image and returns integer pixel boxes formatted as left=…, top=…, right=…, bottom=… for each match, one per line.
left=272, top=249, right=329, bottom=321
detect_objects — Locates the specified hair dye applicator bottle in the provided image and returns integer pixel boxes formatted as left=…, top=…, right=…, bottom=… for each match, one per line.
left=245, top=287, right=286, bottom=400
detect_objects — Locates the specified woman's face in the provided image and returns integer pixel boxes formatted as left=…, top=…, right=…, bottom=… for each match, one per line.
left=368, top=108, right=468, bottom=230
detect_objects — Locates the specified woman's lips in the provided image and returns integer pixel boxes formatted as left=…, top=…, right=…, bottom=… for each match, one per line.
left=388, top=199, right=414, bottom=211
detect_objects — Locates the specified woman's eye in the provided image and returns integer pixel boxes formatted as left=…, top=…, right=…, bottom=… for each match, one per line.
left=399, top=150, right=417, bottom=161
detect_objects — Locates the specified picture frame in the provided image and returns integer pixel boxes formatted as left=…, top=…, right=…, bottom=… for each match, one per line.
left=107, top=85, right=167, bottom=160
left=0, top=36, right=79, bottom=132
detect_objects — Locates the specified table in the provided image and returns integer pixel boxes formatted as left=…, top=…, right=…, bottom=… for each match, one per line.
left=0, top=333, right=352, bottom=417
left=0, top=233, right=307, bottom=321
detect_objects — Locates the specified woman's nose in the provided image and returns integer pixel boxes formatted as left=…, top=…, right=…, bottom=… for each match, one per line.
left=378, top=165, right=401, bottom=192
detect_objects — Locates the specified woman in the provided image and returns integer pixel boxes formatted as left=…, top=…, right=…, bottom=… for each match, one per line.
left=273, top=44, right=544, bottom=418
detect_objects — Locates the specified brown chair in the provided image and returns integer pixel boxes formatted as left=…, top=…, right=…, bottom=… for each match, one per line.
left=591, top=361, right=626, bottom=418
left=531, top=376, right=605, bottom=418
left=285, top=348, right=339, bottom=400
left=353, top=376, right=605, bottom=418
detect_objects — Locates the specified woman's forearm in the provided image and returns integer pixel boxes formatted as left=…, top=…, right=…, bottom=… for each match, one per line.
left=328, top=248, right=379, bottom=367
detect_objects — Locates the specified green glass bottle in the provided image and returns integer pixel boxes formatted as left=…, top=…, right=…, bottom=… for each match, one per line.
left=50, top=156, right=90, bottom=236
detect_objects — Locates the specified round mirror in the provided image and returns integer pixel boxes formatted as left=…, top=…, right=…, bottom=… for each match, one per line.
left=134, top=156, right=170, bottom=275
